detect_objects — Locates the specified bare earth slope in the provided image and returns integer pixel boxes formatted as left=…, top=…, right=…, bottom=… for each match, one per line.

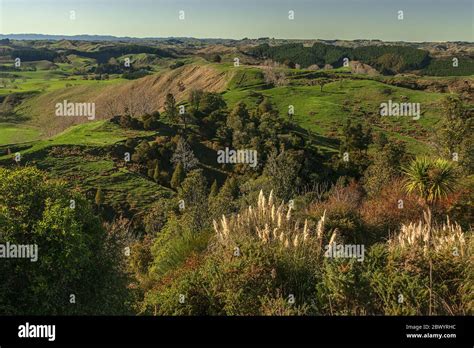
left=20, top=64, right=233, bottom=136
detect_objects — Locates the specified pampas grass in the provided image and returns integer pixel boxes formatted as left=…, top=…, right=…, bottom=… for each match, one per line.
left=213, top=190, right=329, bottom=249
left=389, top=210, right=468, bottom=257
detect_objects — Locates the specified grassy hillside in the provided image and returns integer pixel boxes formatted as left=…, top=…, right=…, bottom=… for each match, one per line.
left=1, top=40, right=472, bottom=319
left=0, top=120, right=173, bottom=216
left=222, top=66, right=446, bottom=153
left=0, top=57, right=460, bottom=156
left=0, top=122, right=41, bottom=144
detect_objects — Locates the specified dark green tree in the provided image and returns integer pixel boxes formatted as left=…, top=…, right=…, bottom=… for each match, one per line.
left=209, top=176, right=240, bottom=218
left=435, top=96, right=473, bottom=174
left=153, top=163, right=161, bottom=183
left=164, top=93, right=178, bottom=122
left=364, top=141, right=407, bottom=196
left=170, top=162, right=185, bottom=190
left=0, top=167, right=130, bottom=315
left=178, top=169, right=209, bottom=231
left=264, top=150, right=302, bottom=201
left=142, top=111, right=160, bottom=130
left=131, top=141, right=151, bottom=163
left=211, top=54, right=222, bottom=63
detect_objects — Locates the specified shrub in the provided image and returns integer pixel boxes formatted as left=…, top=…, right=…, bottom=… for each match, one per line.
left=366, top=213, right=472, bottom=315
left=170, top=61, right=185, bottom=69
left=308, top=181, right=368, bottom=244
left=142, top=191, right=330, bottom=315
left=0, top=167, right=130, bottom=315
left=138, top=191, right=472, bottom=316
left=361, top=178, right=424, bottom=239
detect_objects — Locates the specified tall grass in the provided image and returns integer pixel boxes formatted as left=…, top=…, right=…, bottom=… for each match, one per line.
left=389, top=210, right=467, bottom=256
left=213, top=190, right=331, bottom=250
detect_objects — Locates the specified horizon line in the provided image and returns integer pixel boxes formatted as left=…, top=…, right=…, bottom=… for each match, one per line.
left=1, top=33, right=473, bottom=44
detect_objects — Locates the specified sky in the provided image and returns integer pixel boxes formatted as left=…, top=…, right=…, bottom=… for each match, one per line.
left=0, top=0, right=472, bottom=41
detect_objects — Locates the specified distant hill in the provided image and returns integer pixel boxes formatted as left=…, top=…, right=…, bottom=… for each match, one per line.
left=0, top=34, right=234, bottom=43
left=0, top=34, right=140, bottom=41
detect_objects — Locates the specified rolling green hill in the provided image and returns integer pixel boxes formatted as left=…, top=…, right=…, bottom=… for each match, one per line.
left=0, top=120, right=173, bottom=216
left=1, top=42, right=472, bottom=222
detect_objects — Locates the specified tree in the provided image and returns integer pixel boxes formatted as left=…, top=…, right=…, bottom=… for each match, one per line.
left=119, top=114, right=134, bottom=129
left=164, top=93, right=178, bottom=122
left=341, top=119, right=372, bottom=154
left=283, top=59, right=296, bottom=69
left=258, top=97, right=273, bottom=114
left=131, top=141, right=151, bottom=163
left=316, top=78, right=330, bottom=92
left=336, top=119, right=373, bottom=179
left=199, top=92, right=227, bottom=115
left=364, top=141, right=406, bottom=196
left=0, top=167, right=129, bottom=315
left=227, top=102, right=253, bottom=148
left=211, top=54, right=222, bottom=63
left=435, top=96, right=473, bottom=174
left=152, top=163, right=161, bottom=183
left=264, top=150, right=302, bottom=201
left=170, top=162, right=185, bottom=189
left=403, top=157, right=458, bottom=315
left=95, top=187, right=104, bottom=208
left=262, top=63, right=288, bottom=87
left=171, top=137, right=199, bottom=172
left=403, top=157, right=457, bottom=206
left=179, top=107, right=189, bottom=131
left=189, top=89, right=204, bottom=110
left=142, top=111, right=160, bottom=130
left=376, top=53, right=404, bottom=74
left=143, top=198, right=177, bottom=234
left=178, top=169, right=209, bottom=231
left=209, top=176, right=240, bottom=218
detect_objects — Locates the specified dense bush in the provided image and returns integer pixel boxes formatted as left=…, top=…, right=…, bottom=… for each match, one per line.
left=122, top=69, right=151, bottom=80
left=67, top=45, right=173, bottom=64
left=11, top=48, right=58, bottom=62
left=249, top=43, right=431, bottom=74
left=422, top=58, right=474, bottom=76
left=0, top=167, right=130, bottom=315
left=137, top=190, right=471, bottom=315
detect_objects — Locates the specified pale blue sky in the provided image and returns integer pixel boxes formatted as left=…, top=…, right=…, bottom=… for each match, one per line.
left=0, top=0, right=472, bottom=41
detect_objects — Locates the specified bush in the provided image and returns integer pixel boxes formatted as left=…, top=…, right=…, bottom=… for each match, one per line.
left=211, top=54, right=222, bottom=63
left=142, top=191, right=329, bottom=315
left=170, top=61, right=185, bottom=69
left=309, top=181, right=368, bottom=244
left=361, top=178, right=424, bottom=239
left=135, top=187, right=473, bottom=315
left=0, top=167, right=130, bottom=315
left=122, top=69, right=150, bottom=80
